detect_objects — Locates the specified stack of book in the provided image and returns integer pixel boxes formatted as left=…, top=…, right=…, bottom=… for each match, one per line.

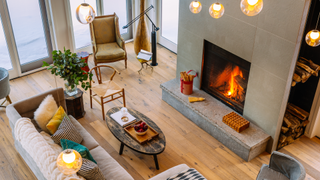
left=137, top=50, right=152, bottom=61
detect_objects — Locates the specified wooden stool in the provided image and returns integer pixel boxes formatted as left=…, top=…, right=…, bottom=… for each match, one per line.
left=64, top=88, right=85, bottom=119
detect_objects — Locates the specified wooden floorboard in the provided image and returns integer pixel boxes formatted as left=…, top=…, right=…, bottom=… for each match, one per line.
left=0, top=42, right=320, bottom=180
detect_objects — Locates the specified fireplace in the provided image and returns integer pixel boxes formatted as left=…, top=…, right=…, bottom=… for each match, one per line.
left=201, top=40, right=251, bottom=114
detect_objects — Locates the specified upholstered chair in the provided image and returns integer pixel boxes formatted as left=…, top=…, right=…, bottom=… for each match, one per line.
left=256, top=151, right=306, bottom=180
left=89, top=13, right=127, bottom=68
left=0, top=67, right=12, bottom=107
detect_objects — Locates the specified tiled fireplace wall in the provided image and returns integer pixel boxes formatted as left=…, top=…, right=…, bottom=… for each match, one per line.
left=176, top=0, right=309, bottom=151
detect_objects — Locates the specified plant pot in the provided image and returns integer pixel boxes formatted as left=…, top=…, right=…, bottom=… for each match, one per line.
left=65, top=82, right=78, bottom=96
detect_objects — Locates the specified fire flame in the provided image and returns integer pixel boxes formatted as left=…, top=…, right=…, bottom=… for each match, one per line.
left=228, top=66, right=243, bottom=96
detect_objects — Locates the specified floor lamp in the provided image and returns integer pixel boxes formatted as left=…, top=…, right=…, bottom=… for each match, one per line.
left=123, top=5, right=160, bottom=66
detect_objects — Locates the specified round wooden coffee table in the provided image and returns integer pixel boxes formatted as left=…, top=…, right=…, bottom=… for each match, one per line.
left=105, top=107, right=166, bottom=170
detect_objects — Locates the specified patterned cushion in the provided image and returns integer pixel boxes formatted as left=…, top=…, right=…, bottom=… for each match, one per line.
left=167, top=168, right=206, bottom=180
left=95, top=43, right=125, bottom=60
left=77, top=159, right=105, bottom=180
left=61, top=139, right=97, bottom=164
left=51, top=116, right=83, bottom=145
left=92, top=16, right=115, bottom=44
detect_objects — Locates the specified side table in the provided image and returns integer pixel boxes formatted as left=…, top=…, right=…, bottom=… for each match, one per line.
left=64, top=88, right=85, bottom=119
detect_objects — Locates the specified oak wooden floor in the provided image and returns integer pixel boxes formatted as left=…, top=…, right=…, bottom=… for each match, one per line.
left=1, top=42, right=320, bottom=180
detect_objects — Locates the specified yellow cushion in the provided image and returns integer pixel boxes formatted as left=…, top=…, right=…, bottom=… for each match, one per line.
left=46, top=106, right=66, bottom=135
left=92, top=16, right=116, bottom=44
left=95, top=43, right=126, bottom=60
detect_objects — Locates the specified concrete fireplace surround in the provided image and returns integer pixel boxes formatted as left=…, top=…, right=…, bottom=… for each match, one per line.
left=169, top=0, right=311, bottom=152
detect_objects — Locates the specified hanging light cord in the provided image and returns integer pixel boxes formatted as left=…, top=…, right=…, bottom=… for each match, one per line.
left=315, top=12, right=320, bottom=29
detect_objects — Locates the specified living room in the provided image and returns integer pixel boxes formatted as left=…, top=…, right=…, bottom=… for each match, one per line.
left=1, top=0, right=320, bottom=179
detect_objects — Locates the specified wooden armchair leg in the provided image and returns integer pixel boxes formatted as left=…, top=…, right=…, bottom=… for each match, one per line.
left=125, top=59, right=127, bottom=69
left=6, top=96, right=12, bottom=104
left=101, top=97, right=105, bottom=120
left=90, top=90, right=93, bottom=109
left=122, top=90, right=126, bottom=107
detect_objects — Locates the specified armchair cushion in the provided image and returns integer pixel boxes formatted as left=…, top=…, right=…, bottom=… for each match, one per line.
left=256, top=164, right=289, bottom=180
left=92, top=16, right=116, bottom=44
left=95, top=43, right=126, bottom=60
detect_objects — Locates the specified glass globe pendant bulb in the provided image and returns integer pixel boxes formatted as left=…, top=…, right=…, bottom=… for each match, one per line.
left=76, top=3, right=96, bottom=24
left=57, top=149, right=82, bottom=175
left=240, top=0, right=263, bottom=16
left=209, top=3, right=225, bottom=19
left=306, top=30, right=320, bottom=47
left=189, top=1, right=202, bottom=14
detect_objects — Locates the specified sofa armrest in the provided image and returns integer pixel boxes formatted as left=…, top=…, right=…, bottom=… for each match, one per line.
left=149, top=164, right=190, bottom=180
left=6, top=88, right=66, bottom=128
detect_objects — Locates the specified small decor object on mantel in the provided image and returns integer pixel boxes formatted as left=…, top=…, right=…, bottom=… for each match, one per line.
left=223, top=112, right=250, bottom=133
left=180, top=70, right=197, bottom=95
left=43, top=48, right=93, bottom=96
left=188, top=97, right=205, bottom=103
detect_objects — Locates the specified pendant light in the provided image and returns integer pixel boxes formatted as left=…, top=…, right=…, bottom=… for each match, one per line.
left=209, top=3, right=225, bottom=19
left=240, top=0, right=263, bottom=16
left=76, top=2, right=96, bottom=24
left=189, top=1, right=202, bottom=14
left=306, top=12, right=320, bottom=47
left=57, top=149, right=82, bottom=175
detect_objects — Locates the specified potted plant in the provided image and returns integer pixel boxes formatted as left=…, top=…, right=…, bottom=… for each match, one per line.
left=43, top=48, right=93, bottom=96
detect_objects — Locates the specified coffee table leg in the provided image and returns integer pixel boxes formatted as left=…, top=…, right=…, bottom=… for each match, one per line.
left=153, top=155, right=159, bottom=170
left=119, top=142, right=125, bottom=155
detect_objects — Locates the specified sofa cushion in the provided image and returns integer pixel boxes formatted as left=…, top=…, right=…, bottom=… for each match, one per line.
left=61, top=139, right=97, bottom=164
left=90, top=146, right=134, bottom=180
left=46, top=106, right=66, bottom=134
left=167, top=168, right=206, bottom=180
left=149, top=164, right=190, bottom=180
left=51, top=116, right=83, bottom=145
left=69, top=116, right=99, bottom=150
left=256, top=164, right=289, bottom=180
left=34, top=95, right=58, bottom=133
left=77, top=159, right=105, bottom=180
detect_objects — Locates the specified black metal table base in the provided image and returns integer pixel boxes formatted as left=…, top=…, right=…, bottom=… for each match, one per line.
left=119, top=142, right=160, bottom=170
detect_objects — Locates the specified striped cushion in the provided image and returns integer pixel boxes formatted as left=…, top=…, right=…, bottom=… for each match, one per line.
left=167, top=168, right=206, bottom=180
left=77, top=159, right=105, bottom=180
left=51, top=116, right=83, bottom=145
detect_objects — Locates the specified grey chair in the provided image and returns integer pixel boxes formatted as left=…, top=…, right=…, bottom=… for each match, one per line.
left=0, top=67, right=12, bottom=107
left=256, top=151, right=306, bottom=180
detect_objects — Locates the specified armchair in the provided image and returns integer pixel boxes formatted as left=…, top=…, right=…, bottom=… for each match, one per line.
left=89, top=13, right=127, bottom=68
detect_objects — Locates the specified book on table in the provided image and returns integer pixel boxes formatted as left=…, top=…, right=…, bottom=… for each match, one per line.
left=137, top=50, right=152, bottom=61
left=110, top=111, right=136, bottom=127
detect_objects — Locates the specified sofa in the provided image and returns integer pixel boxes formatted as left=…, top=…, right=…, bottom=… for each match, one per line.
left=6, top=87, right=191, bottom=180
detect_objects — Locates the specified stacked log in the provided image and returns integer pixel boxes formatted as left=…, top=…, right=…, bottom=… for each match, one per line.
left=292, top=57, right=320, bottom=86
left=277, top=103, right=310, bottom=149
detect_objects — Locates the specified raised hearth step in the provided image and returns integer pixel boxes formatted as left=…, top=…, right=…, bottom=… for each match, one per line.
left=161, top=79, right=270, bottom=162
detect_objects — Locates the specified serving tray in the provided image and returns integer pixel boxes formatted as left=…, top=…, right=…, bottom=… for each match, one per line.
left=124, top=120, right=159, bottom=144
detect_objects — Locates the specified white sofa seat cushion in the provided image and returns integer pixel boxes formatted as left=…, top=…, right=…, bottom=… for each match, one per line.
left=90, top=146, right=134, bottom=180
left=149, top=164, right=190, bottom=180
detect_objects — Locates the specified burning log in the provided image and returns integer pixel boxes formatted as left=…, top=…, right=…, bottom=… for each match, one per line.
left=234, top=75, right=247, bottom=90
left=299, top=57, right=320, bottom=76
left=287, top=103, right=309, bottom=121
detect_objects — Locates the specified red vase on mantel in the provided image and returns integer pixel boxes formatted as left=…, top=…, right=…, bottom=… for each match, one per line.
left=134, top=0, right=151, bottom=55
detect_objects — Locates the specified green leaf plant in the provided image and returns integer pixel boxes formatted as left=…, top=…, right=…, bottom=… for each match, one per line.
left=43, top=48, right=93, bottom=90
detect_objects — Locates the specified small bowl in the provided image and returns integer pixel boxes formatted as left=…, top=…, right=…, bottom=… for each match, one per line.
left=134, top=125, right=148, bottom=136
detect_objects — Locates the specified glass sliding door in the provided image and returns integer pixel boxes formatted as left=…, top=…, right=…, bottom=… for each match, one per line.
left=69, top=0, right=97, bottom=50
left=102, top=0, right=132, bottom=40
left=6, top=0, right=53, bottom=73
left=0, top=16, right=12, bottom=70
left=158, top=0, right=179, bottom=53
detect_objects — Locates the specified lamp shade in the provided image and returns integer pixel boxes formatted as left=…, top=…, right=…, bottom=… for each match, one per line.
left=240, top=0, right=263, bottom=16
left=76, top=3, right=95, bottom=24
left=189, top=1, right=202, bottom=14
left=57, top=149, right=82, bottom=175
left=209, top=3, right=225, bottom=19
left=306, top=30, right=320, bottom=47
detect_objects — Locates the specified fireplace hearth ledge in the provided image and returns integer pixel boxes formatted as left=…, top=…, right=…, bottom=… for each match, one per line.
left=161, top=78, right=271, bottom=161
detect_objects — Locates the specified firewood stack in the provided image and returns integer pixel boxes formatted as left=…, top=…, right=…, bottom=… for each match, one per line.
left=292, top=57, right=320, bottom=86
left=277, top=103, right=310, bottom=149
